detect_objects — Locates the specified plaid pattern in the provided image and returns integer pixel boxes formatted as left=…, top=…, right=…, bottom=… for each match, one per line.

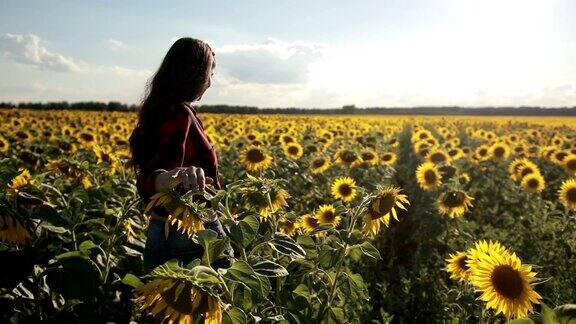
left=135, top=102, right=221, bottom=215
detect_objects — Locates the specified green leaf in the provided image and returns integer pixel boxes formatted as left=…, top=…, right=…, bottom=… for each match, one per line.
left=40, top=222, right=69, bottom=234
left=318, top=245, right=344, bottom=269
left=252, top=260, right=288, bottom=277
left=33, top=204, right=67, bottom=226
left=223, top=307, right=247, bottom=324
left=194, top=229, right=230, bottom=266
left=329, top=307, right=346, bottom=323
left=44, top=255, right=101, bottom=300
left=542, top=303, right=558, bottom=324
left=286, top=259, right=314, bottom=280
left=292, top=284, right=310, bottom=299
left=296, top=234, right=317, bottom=259
left=270, top=233, right=306, bottom=258
left=121, top=273, right=143, bottom=288
left=359, top=241, right=381, bottom=260
left=554, top=304, right=576, bottom=324
left=230, top=215, right=259, bottom=249
left=312, top=223, right=333, bottom=234
left=224, top=260, right=264, bottom=297
left=79, top=240, right=98, bottom=253
left=507, top=319, right=535, bottom=324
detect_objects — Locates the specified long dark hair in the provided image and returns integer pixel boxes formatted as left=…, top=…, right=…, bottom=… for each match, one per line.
left=128, top=37, right=215, bottom=174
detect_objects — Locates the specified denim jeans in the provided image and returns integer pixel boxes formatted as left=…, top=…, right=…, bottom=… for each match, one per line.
left=143, top=218, right=232, bottom=272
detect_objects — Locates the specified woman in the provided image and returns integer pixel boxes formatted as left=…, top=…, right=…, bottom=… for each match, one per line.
left=129, top=37, right=233, bottom=272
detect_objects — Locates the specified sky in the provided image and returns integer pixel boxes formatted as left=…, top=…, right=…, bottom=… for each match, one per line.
left=0, top=0, right=575, bottom=108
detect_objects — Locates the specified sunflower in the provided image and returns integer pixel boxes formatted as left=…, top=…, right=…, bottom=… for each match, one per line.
left=330, top=177, right=357, bottom=202
left=437, top=190, right=474, bottom=219
left=520, top=173, right=545, bottom=194
left=239, top=146, right=273, bottom=172
left=7, top=168, right=35, bottom=196
left=447, top=148, right=464, bottom=161
left=416, top=162, right=443, bottom=191
left=362, top=186, right=410, bottom=237
left=558, top=178, right=576, bottom=210
left=0, top=135, right=9, bottom=153
left=258, top=188, right=290, bottom=219
left=380, top=152, right=397, bottom=166
left=466, top=240, right=510, bottom=270
left=458, top=173, right=471, bottom=185
left=283, top=142, right=304, bottom=160
left=278, top=216, right=298, bottom=236
left=135, top=277, right=223, bottom=324
left=359, top=149, right=379, bottom=166
left=0, top=215, right=30, bottom=245
left=489, top=142, right=511, bottom=161
left=335, top=148, right=362, bottom=168
left=516, top=163, right=541, bottom=182
left=445, top=251, right=470, bottom=282
left=563, top=154, right=576, bottom=175
left=426, top=148, right=451, bottom=165
left=76, top=130, right=99, bottom=147
left=508, top=158, right=531, bottom=181
left=316, top=204, right=341, bottom=227
left=145, top=192, right=205, bottom=238
left=310, top=156, right=331, bottom=174
left=93, top=144, right=120, bottom=175
left=469, top=251, right=542, bottom=320
left=474, top=145, right=491, bottom=162
left=299, top=213, right=319, bottom=233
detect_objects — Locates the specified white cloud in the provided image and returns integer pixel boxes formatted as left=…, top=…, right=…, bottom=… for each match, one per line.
left=0, top=33, right=82, bottom=72
left=213, top=38, right=329, bottom=84
left=106, top=38, right=126, bottom=51
left=0, top=33, right=150, bottom=78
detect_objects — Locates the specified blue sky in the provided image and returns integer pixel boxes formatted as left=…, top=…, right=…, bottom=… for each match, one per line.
left=1, top=0, right=575, bottom=107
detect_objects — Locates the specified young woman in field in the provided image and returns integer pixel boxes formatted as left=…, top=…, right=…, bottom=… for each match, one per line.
left=128, top=37, right=233, bottom=272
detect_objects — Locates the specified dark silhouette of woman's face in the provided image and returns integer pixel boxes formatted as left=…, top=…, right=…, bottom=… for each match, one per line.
left=197, top=54, right=216, bottom=101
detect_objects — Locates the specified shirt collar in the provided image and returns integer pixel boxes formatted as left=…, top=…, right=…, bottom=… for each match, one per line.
left=181, top=101, right=198, bottom=116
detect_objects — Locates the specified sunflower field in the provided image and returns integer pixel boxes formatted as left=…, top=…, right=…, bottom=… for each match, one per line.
left=1, top=108, right=575, bottom=323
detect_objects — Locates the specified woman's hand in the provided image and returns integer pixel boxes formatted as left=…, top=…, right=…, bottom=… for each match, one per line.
left=154, top=166, right=214, bottom=193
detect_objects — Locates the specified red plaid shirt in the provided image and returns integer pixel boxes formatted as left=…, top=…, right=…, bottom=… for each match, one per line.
left=135, top=102, right=221, bottom=215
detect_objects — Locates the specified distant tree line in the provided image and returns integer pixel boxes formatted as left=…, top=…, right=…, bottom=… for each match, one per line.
left=1, top=101, right=575, bottom=116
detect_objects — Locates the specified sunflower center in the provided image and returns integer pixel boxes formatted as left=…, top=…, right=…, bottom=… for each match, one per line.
left=430, top=152, right=447, bottom=163
left=520, top=167, right=534, bottom=177
left=493, top=147, right=505, bottom=158
left=312, top=159, right=326, bottom=168
left=341, top=151, right=357, bottom=163
left=246, top=148, right=266, bottom=163
left=362, top=152, right=375, bottom=160
left=443, top=192, right=465, bottom=208
left=382, top=154, right=392, bottom=162
left=160, top=280, right=197, bottom=314
left=80, top=132, right=95, bottom=142
left=372, top=193, right=395, bottom=219
left=527, top=178, right=539, bottom=189
left=566, top=188, right=576, bottom=203
left=424, top=170, right=438, bottom=184
left=306, top=217, right=319, bottom=228
left=457, top=256, right=469, bottom=271
left=566, top=159, right=576, bottom=171
left=321, top=210, right=335, bottom=222
left=338, top=184, right=352, bottom=196
left=556, top=152, right=567, bottom=161
left=288, top=146, right=299, bottom=155
left=490, top=265, right=524, bottom=299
